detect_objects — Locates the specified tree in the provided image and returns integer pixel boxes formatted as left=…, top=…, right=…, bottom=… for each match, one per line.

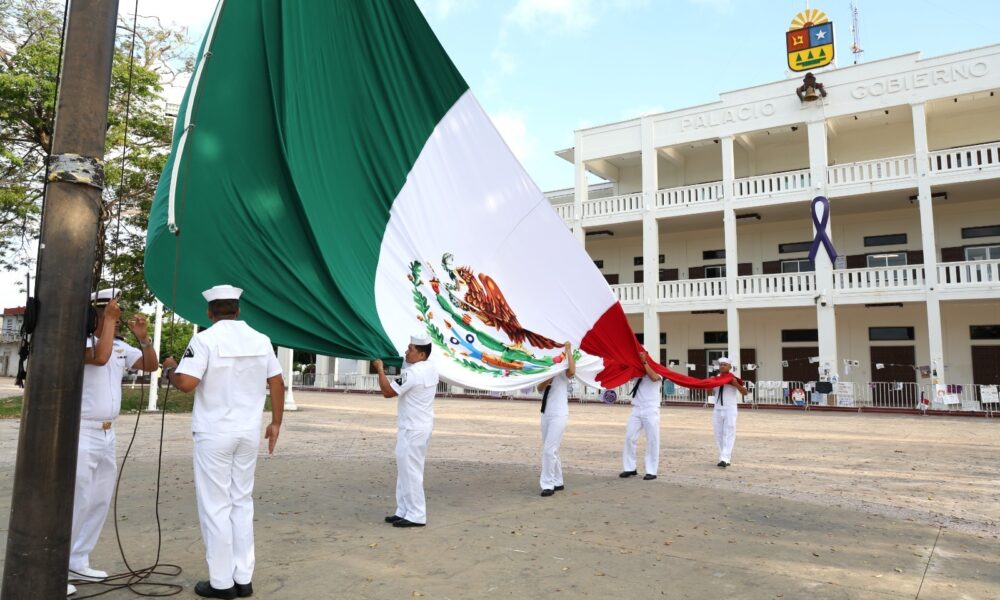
left=0, top=0, right=192, bottom=307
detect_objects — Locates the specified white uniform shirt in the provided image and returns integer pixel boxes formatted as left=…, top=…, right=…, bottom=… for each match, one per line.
left=82, top=337, right=143, bottom=421
left=716, top=382, right=741, bottom=409
left=630, top=375, right=661, bottom=412
left=175, top=320, right=282, bottom=434
left=542, top=371, right=570, bottom=417
left=390, top=360, right=439, bottom=431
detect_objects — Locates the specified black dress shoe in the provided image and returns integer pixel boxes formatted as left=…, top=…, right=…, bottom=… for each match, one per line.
left=540, top=488, right=554, bottom=497
left=643, top=474, right=657, bottom=480
left=619, top=470, right=638, bottom=478
left=235, top=582, right=253, bottom=598
left=392, top=518, right=426, bottom=528
left=553, top=485, right=565, bottom=491
left=724, top=461, right=732, bottom=467
left=194, top=580, right=237, bottom=599
left=717, top=461, right=727, bottom=467
left=385, top=515, right=403, bottom=523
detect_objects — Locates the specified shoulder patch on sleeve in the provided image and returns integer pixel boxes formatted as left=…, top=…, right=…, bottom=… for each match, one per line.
left=183, top=345, right=195, bottom=358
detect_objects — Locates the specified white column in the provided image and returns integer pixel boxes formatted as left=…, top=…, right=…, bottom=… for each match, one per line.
left=640, top=118, right=661, bottom=359
left=720, top=137, right=741, bottom=371
left=573, top=130, right=587, bottom=246
left=277, top=346, right=299, bottom=411
left=314, top=355, right=331, bottom=388
left=807, top=119, right=838, bottom=382
left=911, top=103, right=945, bottom=385
left=146, top=300, right=163, bottom=411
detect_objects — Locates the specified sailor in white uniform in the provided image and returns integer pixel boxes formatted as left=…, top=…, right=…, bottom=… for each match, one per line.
left=712, top=357, right=747, bottom=468
left=162, top=285, right=284, bottom=600
left=70, top=289, right=158, bottom=595
left=536, top=341, right=575, bottom=497
left=374, top=334, right=439, bottom=528
left=620, top=352, right=663, bottom=480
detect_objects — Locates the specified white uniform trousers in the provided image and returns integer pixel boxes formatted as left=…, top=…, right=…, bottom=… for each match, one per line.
left=539, top=415, right=567, bottom=490
left=70, top=425, right=117, bottom=572
left=395, top=428, right=432, bottom=524
left=193, top=430, right=259, bottom=589
left=622, top=409, right=660, bottom=475
left=712, top=406, right=738, bottom=463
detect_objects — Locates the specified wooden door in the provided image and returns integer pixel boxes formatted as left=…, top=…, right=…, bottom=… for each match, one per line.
left=972, top=346, right=1000, bottom=403
left=870, top=346, right=916, bottom=407
left=782, top=346, right=818, bottom=384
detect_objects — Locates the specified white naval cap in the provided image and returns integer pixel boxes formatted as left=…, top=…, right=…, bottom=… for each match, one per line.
left=717, top=356, right=732, bottom=365
left=90, top=288, right=117, bottom=304
left=410, top=333, right=431, bottom=346
left=202, top=284, right=243, bottom=302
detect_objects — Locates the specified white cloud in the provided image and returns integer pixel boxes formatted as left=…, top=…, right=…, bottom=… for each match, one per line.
left=489, top=109, right=538, bottom=165
left=685, top=0, right=735, bottom=14
left=416, top=0, right=477, bottom=20
left=504, top=0, right=597, bottom=32
left=619, top=105, right=666, bottom=120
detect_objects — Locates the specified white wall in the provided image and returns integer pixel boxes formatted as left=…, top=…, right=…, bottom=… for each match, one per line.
left=942, top=301, right=1000, bottom=383
left=585, top=235, right=643, bottom=283
left=934, top=199, right=1000, bottom=251
left=828, top=118, right=916, bottom=164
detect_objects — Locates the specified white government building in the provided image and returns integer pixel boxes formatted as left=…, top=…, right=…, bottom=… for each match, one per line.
left=541, top=43, right=1000, bottom=408
left=309, top=43, right=1000, bottom=410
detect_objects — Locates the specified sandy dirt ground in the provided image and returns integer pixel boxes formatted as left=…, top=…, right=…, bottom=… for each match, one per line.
left=0, top=391, right=998, bottom=599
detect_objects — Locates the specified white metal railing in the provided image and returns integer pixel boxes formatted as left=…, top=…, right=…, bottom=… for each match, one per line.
left=1, top=332, right=19, bottom=343
left=580, top=192, right=643, bottom=220
left=832, top=265, right=925, bottom=292
left=342, top=373, right=380, bottom=391
left=937, top=259, right=1000, bottom=286
left=656, top=181, right=724, bottom=208
left=827, top=154, right=917, bottom=187
left=657, top=278, right=727, bottom=301
left=553, top=202, right=574, bottom=221
left=929, top=140, right=1000, bottom=174
left=611, top=283, right=643, bottom=305
left=734, top=168, right=811, bottom=199
left=736, top=272, right=817, bottom=297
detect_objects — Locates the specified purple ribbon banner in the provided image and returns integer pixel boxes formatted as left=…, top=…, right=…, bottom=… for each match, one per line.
left=807, top=195, right=838, bottom=263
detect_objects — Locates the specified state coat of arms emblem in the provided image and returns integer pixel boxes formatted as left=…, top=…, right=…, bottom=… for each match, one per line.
left=786, top=8, right=834, bottom=72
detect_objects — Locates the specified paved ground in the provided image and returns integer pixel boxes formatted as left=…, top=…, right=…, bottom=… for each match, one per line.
left=0, top=378, right=23, bottom=400
left=0, top=391, right=998, bottom=599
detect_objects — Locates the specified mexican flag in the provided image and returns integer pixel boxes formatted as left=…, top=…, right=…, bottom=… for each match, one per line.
left=145, top=0, right=734, bottom=392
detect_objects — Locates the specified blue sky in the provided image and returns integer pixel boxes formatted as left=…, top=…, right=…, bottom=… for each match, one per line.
left=413, top=0, right=1000, bottom=191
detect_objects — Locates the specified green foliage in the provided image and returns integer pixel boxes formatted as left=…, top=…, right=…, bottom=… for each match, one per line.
left=0, top=387, right=278, bottom=418
left=0, top=0, right=193, bottom=307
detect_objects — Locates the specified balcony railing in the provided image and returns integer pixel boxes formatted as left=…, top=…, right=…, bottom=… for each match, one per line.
left=657, top=278, right=727, bottom=301
left=610, top=283, right=643, bottom=305
left=553, top=202, right=574, bottom=221
left=929, top=141, right=1000, bottom=174
left=736, top=272, right=817, bottom=297
left=656, top=181, right=724, bottom=209
left=733, top=168, right=811, bottom=199
left=580, top=192, right=643, bottom=220
left=827, top=154, right=917, bottom=187
left=832, top=265, right=925, bottom=293
left=938, top=259, right=1000, bottom=286
left=553, top=141, right=1000, bottom=224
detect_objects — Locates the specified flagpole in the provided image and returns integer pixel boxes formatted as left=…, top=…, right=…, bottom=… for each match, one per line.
left=146, top=300, right=164, bottom=411
left=2, top=1, right=121, bottom=597
left=284, top=347, right=298, bottom=412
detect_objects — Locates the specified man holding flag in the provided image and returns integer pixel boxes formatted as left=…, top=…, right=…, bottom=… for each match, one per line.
left=620, top=352, right=663, bottom=481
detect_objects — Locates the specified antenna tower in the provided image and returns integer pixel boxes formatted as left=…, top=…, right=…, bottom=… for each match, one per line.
left=850, top=1, right=864, bottom=64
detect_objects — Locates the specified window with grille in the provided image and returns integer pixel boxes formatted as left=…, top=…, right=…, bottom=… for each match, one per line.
left=780, top=259, right=815, bottom=273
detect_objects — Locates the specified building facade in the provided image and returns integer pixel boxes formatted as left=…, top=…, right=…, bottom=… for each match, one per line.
left=0, top=307, right=25, bottom=377
left=544, top=45, right=1000, bottom=406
